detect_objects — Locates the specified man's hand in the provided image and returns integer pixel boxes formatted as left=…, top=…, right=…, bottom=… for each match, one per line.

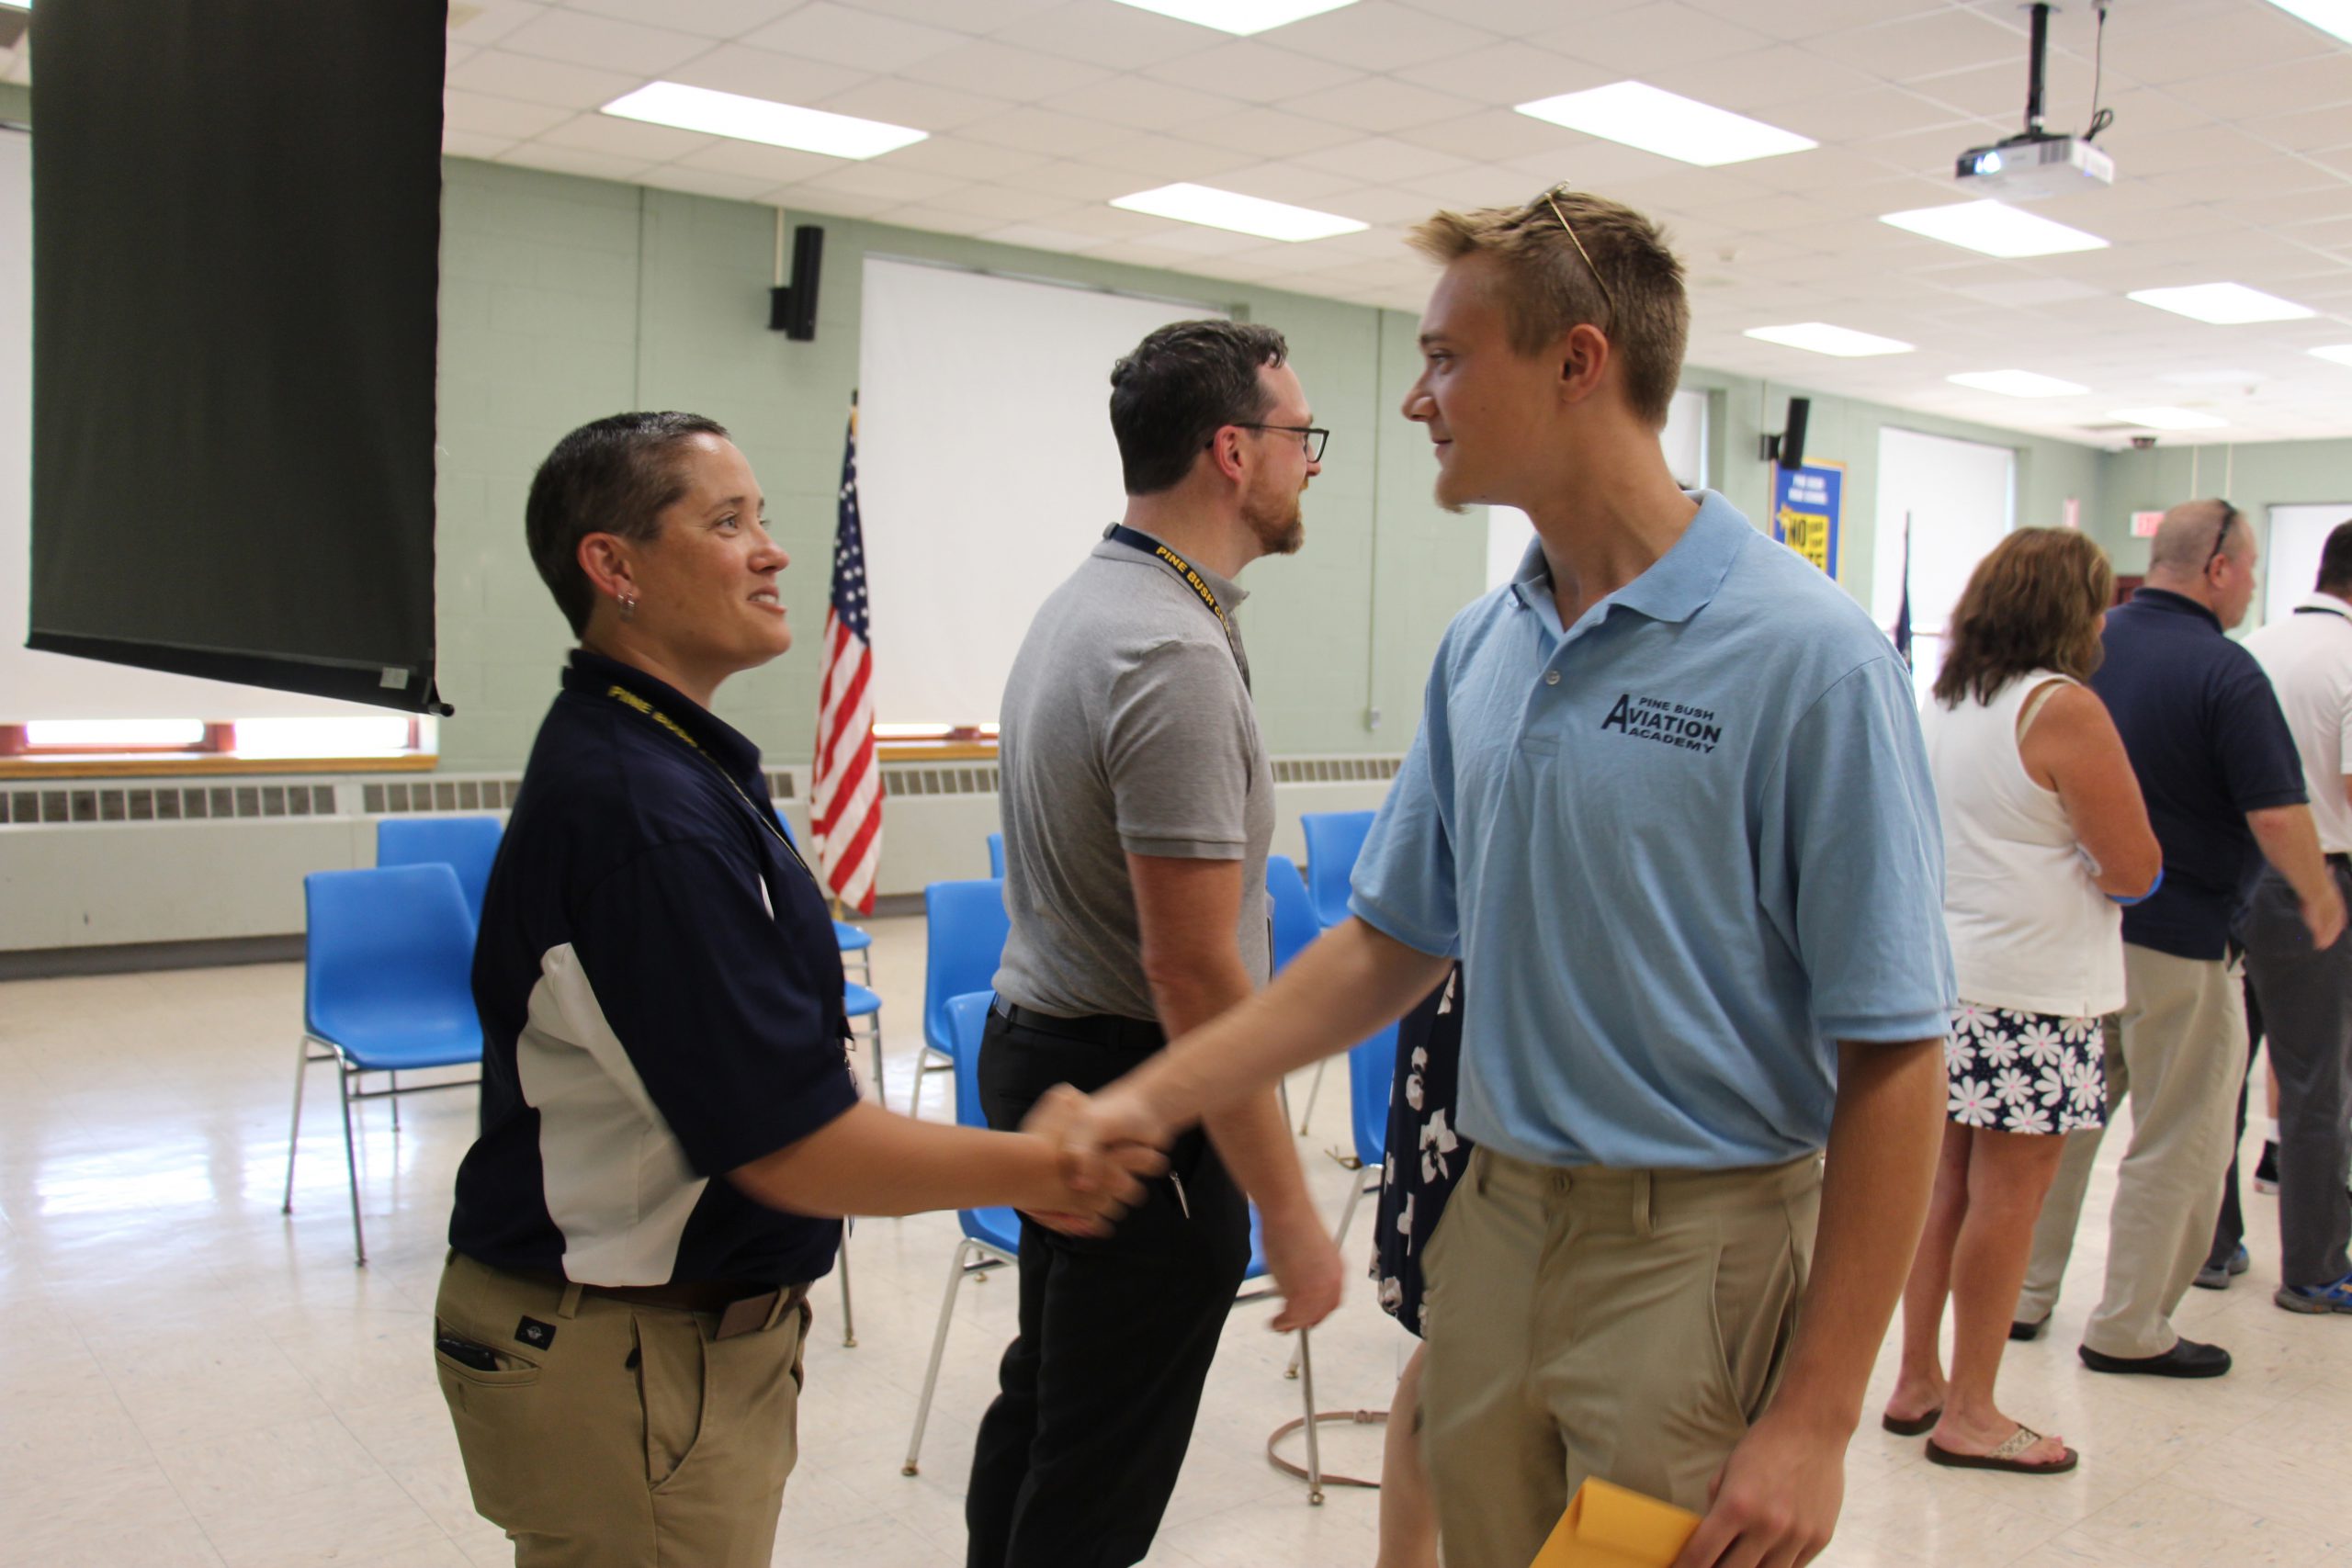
left=1258, top=1204, right=1345, bottom=1332
left=2303, top=882, right=2347, bottom=950
left=1031, top=1077, right=1173, bottom=1193
left=1670, top=1413, right=1846, bottom=1568
left=1017, top=1086, right=1165, bottom=1236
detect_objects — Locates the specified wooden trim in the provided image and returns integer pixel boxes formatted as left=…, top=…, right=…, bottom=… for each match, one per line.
left=0, top=752, right=436, bottom=780
left=876, top=739, right=999, bottom=763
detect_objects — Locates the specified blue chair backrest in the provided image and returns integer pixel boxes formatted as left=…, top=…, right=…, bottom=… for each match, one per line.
left=987, top=831, right=1005, bottom=877
left=1299, top=810, right=1375, bottom=929
left=924, top=878, right=1011, bottom=1055
left=1347, top=1020, right=1398, bottom=1171
left=946, top=990, right=1022, bottom=1251
left=1266, top=854, right=1319, bottom=973
left=376, top=816, right=502, bottom=927
left=304, top=864, right=478, bottom=1044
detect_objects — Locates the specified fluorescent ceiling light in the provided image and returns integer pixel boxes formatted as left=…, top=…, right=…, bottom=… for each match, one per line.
left=1880, top=199, right=2107, bottom=258
left=2109, top=406, right=2229, bottom=430
left=1514, top=82, right=1815, bottom=166
left=1744, top=321, right=1913, bottom=357
left=2126, top=282, right=2315, bottom=324
left=1111, top=183, right=1367, bottom=242
left=602, top=82, right=925, bottom=161
left=1949, top=369, right=2089, bottom=398
left=2311, top=344, right=2352, bottom=367
left=1106, top=0, right=1358, bottom=31
left=2264, top=1, right=2352, bottom=45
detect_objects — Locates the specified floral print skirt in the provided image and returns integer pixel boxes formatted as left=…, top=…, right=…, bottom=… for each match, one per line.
left=1945, top=999, right=2108, bottom=1134
left=1373, top=964, right=1470, bottom=1338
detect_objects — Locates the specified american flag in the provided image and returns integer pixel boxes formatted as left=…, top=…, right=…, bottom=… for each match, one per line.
left=810, top=394, right=881, bottom=915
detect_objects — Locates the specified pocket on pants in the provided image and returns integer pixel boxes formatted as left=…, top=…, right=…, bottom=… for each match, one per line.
left=1707, top=1208, right=1806, bottom=1427
left=636, top=1312, right=710, bottom=1491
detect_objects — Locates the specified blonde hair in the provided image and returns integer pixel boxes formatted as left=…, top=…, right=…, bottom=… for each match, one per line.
left=1408, top=188, right=1689, bottom=427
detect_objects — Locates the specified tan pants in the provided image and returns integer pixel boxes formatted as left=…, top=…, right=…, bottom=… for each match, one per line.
left=434, top=1251, right=809, bottom=1568
left=2018, top=942, right=2246, bottom=1358
left=1419, top=1147, right=1820, bottom=1568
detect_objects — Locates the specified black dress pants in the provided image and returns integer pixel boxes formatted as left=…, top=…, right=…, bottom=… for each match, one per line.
left=964, top=1007, right=1253, bottom=1568
left=2209, top=964, right=2265, bottom=1268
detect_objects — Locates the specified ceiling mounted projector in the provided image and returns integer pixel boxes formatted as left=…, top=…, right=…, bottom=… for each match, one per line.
left=1954, top=2, right=2117, bottom=201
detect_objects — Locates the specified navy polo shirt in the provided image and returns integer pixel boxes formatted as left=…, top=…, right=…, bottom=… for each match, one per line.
left=2090, top=589, right=2306, bottom=960
left=449, top=650, right=859, bottom=1288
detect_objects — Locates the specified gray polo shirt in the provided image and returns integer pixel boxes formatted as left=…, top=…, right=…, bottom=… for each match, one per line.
left=993, top=529, right=1274, bottom=1023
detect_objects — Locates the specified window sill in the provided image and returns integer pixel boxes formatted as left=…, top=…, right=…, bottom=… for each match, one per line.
left=875, top=739, right=998, bottom=763
left=0, top=752, right=438, bottom=780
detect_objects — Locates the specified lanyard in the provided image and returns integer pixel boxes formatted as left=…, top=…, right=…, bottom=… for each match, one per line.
left=2294, top=604, right=2352, bottom=621
left=1105, top=525, right=1250, bottom=690
left=603, top=683, right=818, bottom=885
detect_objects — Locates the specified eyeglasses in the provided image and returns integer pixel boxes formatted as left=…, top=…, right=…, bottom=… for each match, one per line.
left=1226, top=423, right=1329, bottom=462
left=2205, top=502, right=2239, bottom=572
left=1542, top=185, right=1618, bottom=335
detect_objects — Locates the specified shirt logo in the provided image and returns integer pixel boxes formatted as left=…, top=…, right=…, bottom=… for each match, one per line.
left=1600, top=692, right=1723, bottom=754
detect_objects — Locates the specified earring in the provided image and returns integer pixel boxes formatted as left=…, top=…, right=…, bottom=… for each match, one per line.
left=618, top=592, right=637, bottom=622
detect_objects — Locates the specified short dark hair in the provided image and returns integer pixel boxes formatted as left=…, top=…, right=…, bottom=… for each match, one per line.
left=2318, top=520, right=2352, bottom=596
left=1933, top=528, right=2115, bottom=707
left=1108, top=320, right=1289, bottom=496
left=525, top=412, right=729, bottom=635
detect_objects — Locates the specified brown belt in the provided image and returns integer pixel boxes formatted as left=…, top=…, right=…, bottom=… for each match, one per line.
left=514, top=1269, right=808, bottom=1340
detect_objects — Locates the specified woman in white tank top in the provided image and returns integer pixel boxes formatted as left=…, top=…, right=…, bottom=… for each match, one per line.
left=1885, top=529, right=2159, bottom=1476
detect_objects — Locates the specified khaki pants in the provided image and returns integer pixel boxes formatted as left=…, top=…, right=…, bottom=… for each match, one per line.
left=434, top=1252, right=809, bottom=1568
left=1419, top=1147, right=1820, bottom=1568
left=2018, top=942, right=2246, bottom=1358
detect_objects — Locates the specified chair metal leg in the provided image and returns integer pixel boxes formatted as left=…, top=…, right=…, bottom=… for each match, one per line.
left=1298, top=1327, right=1324, bottom=1505
left=281, top=1035, right=312, bottom=1214
left=338, top=1057, right=368, bottom=1268
left=1289, top=1173, right=1372, bottom=1382
left=1296, top=1058, right=1329, bottom=1135
left=837, top=1220, right=858, bottom=1348
left=869, top=1017, right=888, bottom=1112
left=904, top=1239, right=978, bottom=1476
left=389, top=1069, right=400, bottom=1131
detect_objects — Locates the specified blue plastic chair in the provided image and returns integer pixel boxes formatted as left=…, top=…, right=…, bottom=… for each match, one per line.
left=918, top=878, right=1010, bottom=1115
left=375, top=816, right=502, bottom=928
left=1298, top=810, right=1375, bottom=930
left=987, top=830, right=1005, bottom=877
left=1266, top=854, right=1319, bottom=974
left=282, top=864, right=484, bottom=1265
left=904, top=991, right=1023, bottom=1475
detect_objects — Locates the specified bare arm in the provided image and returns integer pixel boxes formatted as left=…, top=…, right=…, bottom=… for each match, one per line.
left=1673, top=1037, right=1946, bottom=1568
left=1129, top=852, right=1343, bottom=1330
left=729, top=1100, right=1157, bottom=1229
left=2248, top=803, right=2347, bottom=947
left=2018, top=682, right=2161, bottom=897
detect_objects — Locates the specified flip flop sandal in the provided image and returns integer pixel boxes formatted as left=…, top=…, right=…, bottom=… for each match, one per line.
left=1881, top=1407, right=1942, bottom=1437
left=1925, top=1426, right=2079, bottom=1475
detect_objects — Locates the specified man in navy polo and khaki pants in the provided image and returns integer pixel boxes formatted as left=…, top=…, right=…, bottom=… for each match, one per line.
left=1055, top=188, right=1956, bottom=1568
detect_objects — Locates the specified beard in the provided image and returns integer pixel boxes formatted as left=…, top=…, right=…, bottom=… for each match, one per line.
left=1246, top=489, right=1306, bottom=558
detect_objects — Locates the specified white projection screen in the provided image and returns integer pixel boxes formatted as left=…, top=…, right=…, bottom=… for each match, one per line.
left=1874, top=426, right=2016, bottom=704
left=856, top=257, right=1225, bottom=727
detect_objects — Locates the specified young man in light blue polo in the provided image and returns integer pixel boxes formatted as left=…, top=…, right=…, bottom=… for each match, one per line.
left=1052, top=188, right=1954, bottom=1568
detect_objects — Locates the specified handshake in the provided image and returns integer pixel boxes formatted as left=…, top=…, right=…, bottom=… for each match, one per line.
left=1012, top=1078, right=1174, bottom=1238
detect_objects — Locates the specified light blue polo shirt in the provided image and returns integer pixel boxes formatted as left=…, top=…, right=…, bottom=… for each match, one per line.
left=1351, top=491, right=1953, bottom=1170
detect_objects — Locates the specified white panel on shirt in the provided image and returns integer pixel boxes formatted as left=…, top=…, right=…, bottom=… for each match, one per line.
left=517, top=943, right=708, bottom=1286
left=2247, top=594, right=2352, bottom=856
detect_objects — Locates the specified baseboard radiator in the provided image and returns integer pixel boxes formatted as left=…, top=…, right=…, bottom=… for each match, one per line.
left=0, top=756, right=1400, bottom=956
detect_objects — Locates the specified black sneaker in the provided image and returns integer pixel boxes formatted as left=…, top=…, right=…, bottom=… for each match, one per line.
left=2195, top=1244, right=2251, bottom=1291
left=2254, top=1141, right=2280, bottom=1195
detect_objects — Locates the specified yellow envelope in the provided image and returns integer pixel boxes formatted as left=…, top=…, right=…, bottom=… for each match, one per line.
left=1529, top=1477, right=1702, bottom=1568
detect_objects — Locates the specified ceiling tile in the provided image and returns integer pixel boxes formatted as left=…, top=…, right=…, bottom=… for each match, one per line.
left=898, top=39, right=1117, bottom=101
left=815, top=75, right=1012, bottom=131
left=1184, top=106, right=1366, bottom=158
left=958, top=105, right=1135, bottom=154
left=1533, top=2, right=1774, bottom=73
left=876, top=137, right=1054, bottom=181
left=1039, top=74, right=1248, bottom=133
left=1395, top=107, right=1588, bottom=164
left=1209, top=160, right=1366, bottom=205
left=531, top=113, right=721, bottom=162
left=559, top=0, right=804, bottom=40
left=740, top=3, right=968, bottom=72
left=673, top=139, right=847, bottom=183
left=497, top=8, right=713, bottom=73
left=988, top=158, right=1156, bottom=203
left=446, top=88, right=577, bottom=140
left=1141, top=40, right=1366, bottom=103
left=765, top=184, right=900, bottom=218
left=2244, top=105, right=2352, bottom=157
left=663, top=43, right=870, bottom=103
left=498, top=144, right=659, bottom=182
left=447, top=50, right=648, bottom=110
left=2102, top=2, right=2332, bottom=85
left=872, top=203, right=1001, bottom=236
left=1279, top=76, right=1482, bottom=134
left=445, top=130, right=523, bottom=161
left=991, top=1, right=1226, bottom=70
left=1261, top=1, right=1497, bottom=74
left=447, top=0, right=557, bottom=49
left=1687, top=0, right=1946, bottom=44
left=1389, top=40, right=1609, bottom=104
left=914, top=182, right=1085, bottom=222
left=1295, top=135, right=1472, bottom=186
left=1647, top=45, right=1875, bottom=113
left=980, top=221, right=1119, bottom=253
left=1804, top=6, right=2028, bottom=82
left=638, top=162, right=787, bottom=201
left=851, top=0, right=1060, bottom=28
left=797, top=161, right=966, bottom=202
left=1075, top=135, right=1262, bottom=182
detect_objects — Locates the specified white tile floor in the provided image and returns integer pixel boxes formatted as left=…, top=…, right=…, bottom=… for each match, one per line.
left=4, top=917, right=2349, bottom=1567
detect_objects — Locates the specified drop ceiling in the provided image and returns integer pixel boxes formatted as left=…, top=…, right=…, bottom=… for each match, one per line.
left=8, top=0, right=2352, bottom=445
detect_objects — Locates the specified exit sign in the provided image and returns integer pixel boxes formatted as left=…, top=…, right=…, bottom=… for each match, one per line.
left=2132, top=511, right=2165, bottom=537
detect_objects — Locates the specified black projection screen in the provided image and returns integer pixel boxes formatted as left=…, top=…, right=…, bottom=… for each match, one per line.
left=29, top=2, right=447, bottom=713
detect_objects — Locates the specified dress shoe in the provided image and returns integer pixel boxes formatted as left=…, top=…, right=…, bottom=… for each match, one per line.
left=2009, top=1315, right=2046, bottom=1342
left=2077, top=1337, right=2230, bottom=1378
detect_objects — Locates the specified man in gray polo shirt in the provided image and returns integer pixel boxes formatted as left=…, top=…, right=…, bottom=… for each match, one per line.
left=966, top=319, right=1344, bottom=1568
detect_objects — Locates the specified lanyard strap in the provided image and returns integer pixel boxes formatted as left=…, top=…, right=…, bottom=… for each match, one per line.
left=603, top=684, right=818, bottom=884
left=2294, top=604, right=2352, bottom=620
left=1104, top=525, right=1250, bottom=690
